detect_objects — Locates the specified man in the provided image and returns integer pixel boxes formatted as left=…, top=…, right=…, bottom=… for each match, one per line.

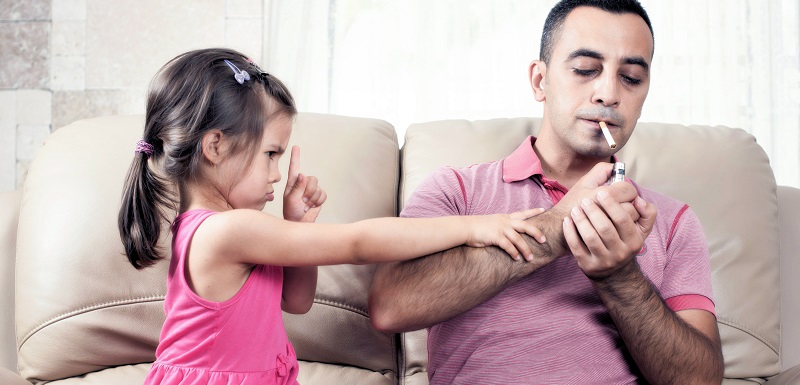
left=368, top=1, right=724, bottom=384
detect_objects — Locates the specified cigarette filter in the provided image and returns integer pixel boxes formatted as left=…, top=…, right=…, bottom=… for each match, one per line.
left=600, top=121, right=616, bottom=149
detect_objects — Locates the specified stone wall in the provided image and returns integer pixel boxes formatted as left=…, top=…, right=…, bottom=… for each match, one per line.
left=0, top=0, right=265, bottom=192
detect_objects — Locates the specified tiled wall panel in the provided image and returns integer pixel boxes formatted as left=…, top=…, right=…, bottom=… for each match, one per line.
left=1, top=0, right=264, bottom=192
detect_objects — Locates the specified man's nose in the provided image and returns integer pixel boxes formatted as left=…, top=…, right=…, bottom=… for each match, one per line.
left=592, top=72, right=620, bottom=107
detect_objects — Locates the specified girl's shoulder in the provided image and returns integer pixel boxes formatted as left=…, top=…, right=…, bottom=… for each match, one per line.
left=190, top=208, right=285, bottom=259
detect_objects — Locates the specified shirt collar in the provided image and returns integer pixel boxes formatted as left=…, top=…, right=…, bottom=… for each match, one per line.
left=501, top=135, right=619, bottom=183
left=502, top=136, right=542, bottom=183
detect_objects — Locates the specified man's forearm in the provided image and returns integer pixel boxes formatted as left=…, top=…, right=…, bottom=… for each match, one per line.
left=594, top=263, right=724, bottom=385
left=369, top=210, right=567, bottom=333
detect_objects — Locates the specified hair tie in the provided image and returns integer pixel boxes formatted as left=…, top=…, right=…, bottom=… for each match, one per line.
left=223, top=59, right=251, bottom=84
left=135, top=140, right=154, bottom=155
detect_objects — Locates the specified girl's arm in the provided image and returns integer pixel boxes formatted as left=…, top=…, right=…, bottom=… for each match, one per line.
left=281, top=265, right=316, bottom=314
left=201, top=207, right=546, bottom=268
left=280, top=153, right=326, bottom=314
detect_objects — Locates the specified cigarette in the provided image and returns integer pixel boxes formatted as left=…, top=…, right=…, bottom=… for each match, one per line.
left=600, top=121, right=616, bottom=149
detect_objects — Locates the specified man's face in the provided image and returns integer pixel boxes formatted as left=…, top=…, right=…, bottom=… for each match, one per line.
left=541, top=6, right=653, bottom=159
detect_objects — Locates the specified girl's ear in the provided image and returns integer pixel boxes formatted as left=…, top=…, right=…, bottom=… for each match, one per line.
left=529, top=60, right=547, bottom=102
left=201, top=129, right=225, bottom=164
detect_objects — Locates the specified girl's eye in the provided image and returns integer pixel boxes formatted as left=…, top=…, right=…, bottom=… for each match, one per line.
left=266, top=151, right=276, bottom=159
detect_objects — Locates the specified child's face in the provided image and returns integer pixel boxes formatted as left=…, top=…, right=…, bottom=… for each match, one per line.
left=225, top=113, right=292, bottom=211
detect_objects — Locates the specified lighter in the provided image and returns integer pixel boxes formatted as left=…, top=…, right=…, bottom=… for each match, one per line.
left=608, top=162, right=625, bottom=185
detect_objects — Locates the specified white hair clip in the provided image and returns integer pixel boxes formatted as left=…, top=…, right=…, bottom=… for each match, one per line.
left=223, top=59, right=251, bottom=84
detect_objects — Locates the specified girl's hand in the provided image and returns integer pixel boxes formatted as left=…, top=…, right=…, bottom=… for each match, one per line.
left=466, top=208, right=547, bottom=261
left=283, top=146, right=327, bottom=223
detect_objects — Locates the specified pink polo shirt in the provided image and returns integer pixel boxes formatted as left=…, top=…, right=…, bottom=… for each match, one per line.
left=402, top=136, right=715, bottom=384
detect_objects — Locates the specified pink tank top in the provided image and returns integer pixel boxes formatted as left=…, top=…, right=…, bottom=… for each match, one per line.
left=144, top=209, right=299, bottom=385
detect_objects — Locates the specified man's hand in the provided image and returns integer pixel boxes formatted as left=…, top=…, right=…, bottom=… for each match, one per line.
left=551, top=163, right=643, bottom=245
left=283, top=146, right=327, bottom=223
left=563, top=188, right=656, bottom=280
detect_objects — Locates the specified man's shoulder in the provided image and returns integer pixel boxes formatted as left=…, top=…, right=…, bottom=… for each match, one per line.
left=405, top=159, right=509, bottom=216
left=432, top=159, right=505, bottom=183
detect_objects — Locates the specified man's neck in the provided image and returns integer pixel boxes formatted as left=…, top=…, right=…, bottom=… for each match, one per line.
left=534, top=129, right=610, bottom=189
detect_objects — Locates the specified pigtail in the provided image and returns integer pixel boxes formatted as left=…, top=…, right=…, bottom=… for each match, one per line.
left=118, top=142, right=173, bottom=269
left=117, top=47, right=298, bottom=269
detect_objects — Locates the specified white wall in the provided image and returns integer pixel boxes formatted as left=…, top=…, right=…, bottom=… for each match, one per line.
left=1, top=0, right=798, bottom=192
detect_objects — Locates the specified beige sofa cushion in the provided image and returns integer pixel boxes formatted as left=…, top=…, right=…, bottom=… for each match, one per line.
left=15, top=115, right=166, bottom=383
left=399, top=118, right=780, bottom=381
left=15, top=113, right=400, bottom=384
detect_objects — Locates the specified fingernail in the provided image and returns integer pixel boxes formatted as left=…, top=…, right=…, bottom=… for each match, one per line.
left=572, top=206, right=581, bottom=216
left=540, top=236, right=546, bottom=243
left=303, top=197, right=309, bottom=203
left=581, top=198, right=591, bottom=207
left=597, top=190, right=609, bottom=200
left=304, top=206, right=310, bottom=212
left=526, top=254, right=533, bottom=261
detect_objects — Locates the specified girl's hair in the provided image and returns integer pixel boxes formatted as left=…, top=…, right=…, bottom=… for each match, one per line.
left=118, top=48, right=296, bottom=269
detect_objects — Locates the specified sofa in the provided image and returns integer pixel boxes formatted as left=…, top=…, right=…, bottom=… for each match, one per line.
left=1, top=113, right=799, bottom=385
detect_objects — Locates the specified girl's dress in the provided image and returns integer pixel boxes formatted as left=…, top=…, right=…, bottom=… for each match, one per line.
left=144, top=209, right=300, bottom=385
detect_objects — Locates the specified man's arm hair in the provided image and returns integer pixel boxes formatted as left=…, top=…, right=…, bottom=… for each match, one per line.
left=593, top=263, right=724, bottom=385
left=368, top=209, right=567, bottom=333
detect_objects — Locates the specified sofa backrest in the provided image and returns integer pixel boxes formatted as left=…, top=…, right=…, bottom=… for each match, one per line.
left=14, top=113, right=401, bottom=384
left=399, top=118, right=781, bottom=381
left=13, top=113, right=783, bottom=384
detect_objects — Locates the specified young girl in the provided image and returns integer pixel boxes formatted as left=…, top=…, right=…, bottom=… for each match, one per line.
left=118, top=48, right=545, bottom=385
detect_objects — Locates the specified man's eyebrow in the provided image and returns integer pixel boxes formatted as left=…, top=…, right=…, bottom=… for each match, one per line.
left=566, top=48, right=603, bottom=62
left=623, top=56, right=650, bottom=72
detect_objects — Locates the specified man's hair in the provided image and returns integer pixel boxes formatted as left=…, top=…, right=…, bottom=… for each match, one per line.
left=539, top=0, right=654, bottom=64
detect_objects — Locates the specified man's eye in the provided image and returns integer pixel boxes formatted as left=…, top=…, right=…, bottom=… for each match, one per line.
left=622, top=75, right=642, bottom=85
left=573, top=68, right=598, bottom=77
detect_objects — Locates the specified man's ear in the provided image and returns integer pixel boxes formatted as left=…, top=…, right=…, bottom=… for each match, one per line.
left=529, top=60, right=547, bottom=102
left=201, top=129, right=225, bottom=164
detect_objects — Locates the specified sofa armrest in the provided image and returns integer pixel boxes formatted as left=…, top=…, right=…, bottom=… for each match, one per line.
left=765, top=364, right=800, bottom=385
left=0, top=189, right=21, bottom=373
left=779, top=186, right=800, bottom=371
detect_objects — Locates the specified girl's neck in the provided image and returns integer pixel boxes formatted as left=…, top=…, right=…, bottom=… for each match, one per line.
left=179, top=181, right=232, bottom=213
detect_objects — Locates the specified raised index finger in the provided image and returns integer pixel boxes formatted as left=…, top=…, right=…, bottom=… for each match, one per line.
left=286, top=145, right=301, bottom=188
